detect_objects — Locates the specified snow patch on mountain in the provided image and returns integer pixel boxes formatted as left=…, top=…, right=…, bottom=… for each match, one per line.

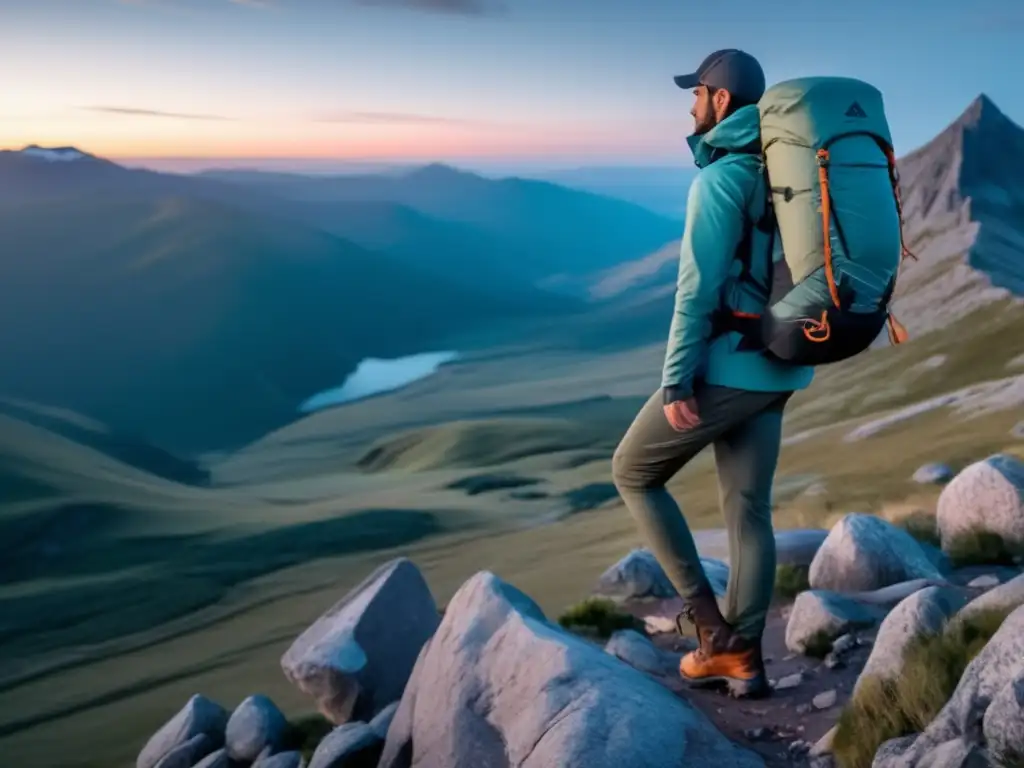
left=19, top=145, right=90, bottom=163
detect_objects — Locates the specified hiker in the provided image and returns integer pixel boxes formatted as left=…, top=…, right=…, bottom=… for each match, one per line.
left=610, top=49, right=814, bottom=700
left=612, top=50, right=911, bottom=698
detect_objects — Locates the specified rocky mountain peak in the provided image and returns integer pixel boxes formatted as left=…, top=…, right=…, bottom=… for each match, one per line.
left=956, top=95, right=1024, bottom=212
left=956, top=93, right=1011, bottom=131
left=892, top=94, right=1024, bottom=334
left=899, top=94, right=1024, bottom=204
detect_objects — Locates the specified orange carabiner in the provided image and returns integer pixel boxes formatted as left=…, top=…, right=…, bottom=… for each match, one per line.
left=803, top=310, right=831, bottom=343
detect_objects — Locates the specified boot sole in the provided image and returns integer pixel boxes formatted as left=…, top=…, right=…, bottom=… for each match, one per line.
left=679, top=672, right=772, bottom=700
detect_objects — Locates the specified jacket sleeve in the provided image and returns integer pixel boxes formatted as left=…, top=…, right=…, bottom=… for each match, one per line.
left=661, top=164, right=750, bottom=399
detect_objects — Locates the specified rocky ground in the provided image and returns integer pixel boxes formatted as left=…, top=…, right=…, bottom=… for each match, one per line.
left=641, top=602, right=875, bottom=767
left=629, top=566, right=1015, bottom=768
left=133, top=452, right=1024, bottom=768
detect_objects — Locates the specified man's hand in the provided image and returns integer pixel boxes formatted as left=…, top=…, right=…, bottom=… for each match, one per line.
left=663, top=397, right=700, bottom=432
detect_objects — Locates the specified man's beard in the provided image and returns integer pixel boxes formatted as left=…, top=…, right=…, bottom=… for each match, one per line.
left=693, top=112, right=717, bottom=135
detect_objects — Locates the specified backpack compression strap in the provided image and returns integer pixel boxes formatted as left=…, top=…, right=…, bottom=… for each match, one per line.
left=815, top=149, right=843, bottom=310
left=882, top=145, right=914, bottom=345
left=815, top=141, right=915, bottom=347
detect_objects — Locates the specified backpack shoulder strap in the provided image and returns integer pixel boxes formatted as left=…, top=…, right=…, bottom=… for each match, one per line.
left=733, top=153, right=775, bottom=299
left=707, top=149, right=776, bottom=347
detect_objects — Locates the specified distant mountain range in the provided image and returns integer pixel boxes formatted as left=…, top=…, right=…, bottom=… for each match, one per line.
left=526, top=165, right=698, bottom=218
left=198, top=163, right=683, bottom=284
left=0, top=148, right=681, bottom=452
left=129, top=159, right=698, bottom=218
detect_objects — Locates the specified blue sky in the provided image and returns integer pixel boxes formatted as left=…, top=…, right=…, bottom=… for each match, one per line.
left=1, top=0, right=1021, bottom=170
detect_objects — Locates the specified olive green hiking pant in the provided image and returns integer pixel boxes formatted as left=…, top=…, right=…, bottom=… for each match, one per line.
left=611, top=385, right=792, bottom=641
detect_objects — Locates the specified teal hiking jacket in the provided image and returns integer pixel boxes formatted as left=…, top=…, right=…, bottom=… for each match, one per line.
left=661, top=104, right=815, bottom=399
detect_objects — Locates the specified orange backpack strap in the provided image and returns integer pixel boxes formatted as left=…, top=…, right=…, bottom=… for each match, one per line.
left=815, top=149, right=842, bottom=309
left=883, top=146, right=917, bottom=262
left=887, top=313, right=909, bottom=345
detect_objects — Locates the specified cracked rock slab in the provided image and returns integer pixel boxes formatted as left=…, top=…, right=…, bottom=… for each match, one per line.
left=810, top=514, right=943, bottom=593
left=958, top=572, right=1024, bottom=623
left=378, top=570, right=764, bottom=768
left=854, top=586, right=967, bottom=695
left=785, top=590, right=885, bottom=655
left=595, top=548, right=729, bottom=600
left=937, top=454, right=1024, bottom=551
left=281, top=558, right=439, bottom=724
left=873, top=604, right=1024, bottom=767
left=225, top=695, right=287, bottom=762
left=982, top=670, right=1024, bottom=764
left=137, top=695, right=228, bottom=768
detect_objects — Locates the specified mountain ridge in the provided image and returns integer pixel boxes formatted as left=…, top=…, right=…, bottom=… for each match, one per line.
left=0, top=148, right=682, bottom=293
left=197, top=162, right=684, bottom=283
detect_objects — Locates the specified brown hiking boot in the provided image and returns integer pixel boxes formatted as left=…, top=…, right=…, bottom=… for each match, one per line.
left=675, top=590, right=770, bottom=699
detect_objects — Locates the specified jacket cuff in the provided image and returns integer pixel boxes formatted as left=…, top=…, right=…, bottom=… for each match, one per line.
left=662, top=384, right=692, bottom=404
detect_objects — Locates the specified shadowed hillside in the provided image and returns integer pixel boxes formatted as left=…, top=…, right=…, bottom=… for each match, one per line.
left=0, top=398, right=207, bottom=485
left=0, top=188, right=532, bottom=452
left=0, top=148, right=689, bottom=450
left=0, top=410, right=477, bottom=660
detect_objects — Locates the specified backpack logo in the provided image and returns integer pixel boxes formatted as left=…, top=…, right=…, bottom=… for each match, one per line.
left=845, top=102, right=867, bottom=118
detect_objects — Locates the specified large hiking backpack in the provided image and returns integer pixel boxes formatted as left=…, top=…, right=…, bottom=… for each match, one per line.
left=720, top=76, right=914, bottom=366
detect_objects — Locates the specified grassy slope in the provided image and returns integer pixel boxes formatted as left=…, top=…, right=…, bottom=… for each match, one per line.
left=0, top=397, right=207, bottom=485
left=784, top=299, right=1024, bottom=431
left=0, top=412, right=495, bottom=657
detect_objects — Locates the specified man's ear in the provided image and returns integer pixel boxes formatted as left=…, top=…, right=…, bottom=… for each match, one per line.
left=714, top=87, right=732, bottom=115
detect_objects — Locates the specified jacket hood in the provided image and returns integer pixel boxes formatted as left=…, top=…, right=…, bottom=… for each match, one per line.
left=686, top=104, right=762, bottom=168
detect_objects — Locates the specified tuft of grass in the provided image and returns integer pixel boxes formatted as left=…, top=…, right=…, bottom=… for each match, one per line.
left=774, top=564, right=811, bottom=601
left=897, top=515, right=1024, bottom=569
left=997, top=752, right=1024, bottom=768
left=557, top=597, right=647, bottom=640
left=802, top=629, right=835, bottom=659
left=896, top=509, right=942, bottom=549
left=946, top=529, right=1024, bottom=568
left=283, top=713, right=336, bottom=760
left=832, top=607, right=1014, bottom=768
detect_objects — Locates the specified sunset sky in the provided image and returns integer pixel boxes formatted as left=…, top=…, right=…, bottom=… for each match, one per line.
left=3, top=0, right=1022, bottom=171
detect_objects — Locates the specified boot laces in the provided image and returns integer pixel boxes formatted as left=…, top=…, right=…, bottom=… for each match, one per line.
left=680, top=604, right=710, bottom=660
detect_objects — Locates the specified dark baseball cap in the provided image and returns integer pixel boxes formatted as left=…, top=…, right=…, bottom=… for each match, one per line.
left=674, top=49, right=766, bottom=104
